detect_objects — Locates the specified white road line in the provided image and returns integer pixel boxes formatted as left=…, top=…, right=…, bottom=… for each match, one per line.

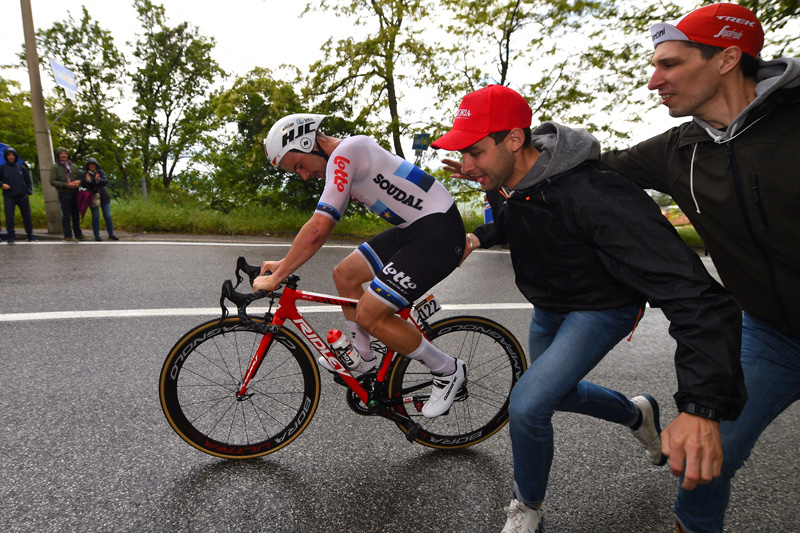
left=0, top=303, right=533, bottom=322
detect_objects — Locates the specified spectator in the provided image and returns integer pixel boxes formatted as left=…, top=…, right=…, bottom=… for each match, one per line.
left=599, top=4, right=800, bottom=531
left=49, top=147, right=85, bottom=242
left=81, top=157, right=118, bottom=241
left=435, top=85, right=745, bottom=532
left=0, top=146, right=36, bottom=243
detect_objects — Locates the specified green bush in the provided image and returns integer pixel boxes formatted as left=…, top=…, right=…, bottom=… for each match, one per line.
left=18, top=188, right=705, bottom=250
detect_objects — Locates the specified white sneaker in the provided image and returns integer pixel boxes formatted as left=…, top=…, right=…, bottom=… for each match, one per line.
left=318, top=355, right=378, bottom=374
left=630, top=394, right=667, bottom=466
left=501, top=498, right=543, bottom=533
left=422, top=359, right=467, bottom=418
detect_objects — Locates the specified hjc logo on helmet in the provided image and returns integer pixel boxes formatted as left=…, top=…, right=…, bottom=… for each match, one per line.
left=281, top=121, right=317, bottom=148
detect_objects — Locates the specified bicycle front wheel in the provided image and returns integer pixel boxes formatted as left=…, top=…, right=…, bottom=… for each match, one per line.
left=159, top=316, right=320, bottom=459
left=387, top=316, right=527, bottom=449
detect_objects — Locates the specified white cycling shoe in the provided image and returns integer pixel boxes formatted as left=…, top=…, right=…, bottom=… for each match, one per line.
left=318, top=355, right=378, bottom=374
left=422, top=359, right=468, bottom=418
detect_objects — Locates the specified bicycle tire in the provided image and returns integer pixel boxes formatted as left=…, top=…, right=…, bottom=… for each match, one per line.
left=387, top=315, right=527, bottom=449
left=159, top=316, right=320, bottom=459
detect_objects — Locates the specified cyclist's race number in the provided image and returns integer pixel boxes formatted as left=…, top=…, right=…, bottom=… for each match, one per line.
left=414, top=295, right=441, bottom=321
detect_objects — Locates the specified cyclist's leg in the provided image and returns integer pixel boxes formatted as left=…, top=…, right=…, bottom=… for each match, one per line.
left=333, top=231, right=399, bottom=358
left=355, top=291, right=423, bottom=355
left=355, top=206, right=464, bottom=373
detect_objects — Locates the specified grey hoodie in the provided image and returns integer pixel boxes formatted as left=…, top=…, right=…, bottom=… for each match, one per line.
left=512, top=122, right=601, bottom=191
left=695, top=57, right=800, bottom=142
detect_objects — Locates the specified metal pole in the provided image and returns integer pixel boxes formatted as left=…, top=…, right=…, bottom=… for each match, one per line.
left=21, top=0, right=61, bottom=234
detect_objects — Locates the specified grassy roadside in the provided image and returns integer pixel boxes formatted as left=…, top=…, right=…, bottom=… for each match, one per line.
left=19, top=189, right=489, bottom=239
left=17, top=189, right=701, bottom=246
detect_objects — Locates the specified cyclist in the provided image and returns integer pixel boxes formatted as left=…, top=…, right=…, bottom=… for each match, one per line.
left=255, top=113, right=467, bottom=418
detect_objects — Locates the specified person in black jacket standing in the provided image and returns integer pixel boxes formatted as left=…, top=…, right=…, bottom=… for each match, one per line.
left=81, top=157, right=118, bottom=241
left=0, top=146, right=36, bottom=244
left=599, top=4, right=800, bottom=532
left=433, top=85, right=745, bottom=533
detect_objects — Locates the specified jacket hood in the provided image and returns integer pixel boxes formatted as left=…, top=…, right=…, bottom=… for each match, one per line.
left=695, top=57, right=800, bottom=142
left=4, top=146, right=19, bottom=164
left=86, top=157, right=99, bottom=166
left=513, top=122, right=601, bottom=191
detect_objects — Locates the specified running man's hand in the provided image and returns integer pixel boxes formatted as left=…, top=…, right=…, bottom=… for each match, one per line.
left=661, top=412, right=722, bottom=490
left=442, top=158, right=475, bottom=181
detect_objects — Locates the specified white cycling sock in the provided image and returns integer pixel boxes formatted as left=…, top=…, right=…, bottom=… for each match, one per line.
left=406, top=337, right=455, bottom=375
left=347, top=320, right=375, bottom=361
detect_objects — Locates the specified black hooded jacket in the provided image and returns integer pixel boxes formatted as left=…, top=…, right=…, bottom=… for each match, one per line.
left=600, top=57, right=800, bottom=339
left=0, top=147, right=33, bottom=198
left=473, top=122, right=745, bottom=421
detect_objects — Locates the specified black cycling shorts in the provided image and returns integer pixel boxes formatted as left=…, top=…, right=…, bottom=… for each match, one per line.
left=357, top=203, right=465, bottom=310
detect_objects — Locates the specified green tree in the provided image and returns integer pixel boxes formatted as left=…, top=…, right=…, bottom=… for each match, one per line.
left=203, top=66, right=369, bottom=212
left=191, top=67, right=306, bottom=211
left=130, top=0, right=224, bottom=189
left=734, top=0, right=799, bottom=56
left=303, top=0, right=442, bottom=158
left=0, top=77, right=37, bottom=165
left=35, top=7, right=136, bottom=194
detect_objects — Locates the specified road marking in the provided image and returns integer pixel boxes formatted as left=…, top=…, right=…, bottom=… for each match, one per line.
left=0, top=303, right=533, bottom=322
left=17, top=240, right=510, bottom=253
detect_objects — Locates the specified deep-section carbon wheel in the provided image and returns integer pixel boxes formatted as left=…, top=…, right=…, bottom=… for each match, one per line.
left=159, top=316, right=320, bottom=459
left=387, top=316, right=526, bottom=449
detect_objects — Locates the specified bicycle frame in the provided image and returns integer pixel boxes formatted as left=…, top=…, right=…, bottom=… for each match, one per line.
left=236, top=284, right=417, bottom=405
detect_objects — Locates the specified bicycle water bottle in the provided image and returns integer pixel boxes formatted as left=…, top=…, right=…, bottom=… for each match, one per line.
left=327, top=329, right=362, bottom=370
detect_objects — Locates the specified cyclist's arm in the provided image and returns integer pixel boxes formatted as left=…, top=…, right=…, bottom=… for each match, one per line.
left=254, top=213, right=336, bottom=292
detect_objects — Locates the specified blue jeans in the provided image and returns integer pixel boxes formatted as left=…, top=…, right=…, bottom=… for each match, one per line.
left=510, top=305, right=641, bottom=507
left=674, top=312, right=800, bottom=533
left=89, top=203, right=115, bottom=237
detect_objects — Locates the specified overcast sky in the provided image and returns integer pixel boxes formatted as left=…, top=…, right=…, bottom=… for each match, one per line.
left=2, top=0, right=685, bottom=149
left=2, top=1, right=340, bottom=90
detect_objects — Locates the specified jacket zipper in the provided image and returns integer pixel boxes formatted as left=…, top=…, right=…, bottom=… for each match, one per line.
left=727, top=142, right=789, bottom=325
left=749, top=173, right=771, bottom=228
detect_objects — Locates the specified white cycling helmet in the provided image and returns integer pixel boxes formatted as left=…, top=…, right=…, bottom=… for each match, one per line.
left=264, top=113, right=328, bottom=168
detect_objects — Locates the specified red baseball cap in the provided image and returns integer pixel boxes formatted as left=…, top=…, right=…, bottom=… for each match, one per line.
left=431, top=85, right=532, bottom=151
left=650, top=3, right=764, bottom=58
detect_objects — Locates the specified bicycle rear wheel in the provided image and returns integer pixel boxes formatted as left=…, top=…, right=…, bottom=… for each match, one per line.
left=387, top=316, right=526, bottom=449
left=159, top=316, right=320, bottom=459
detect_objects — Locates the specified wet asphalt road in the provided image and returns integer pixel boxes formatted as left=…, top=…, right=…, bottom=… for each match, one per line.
left=0, top=234, right=797, bottom=532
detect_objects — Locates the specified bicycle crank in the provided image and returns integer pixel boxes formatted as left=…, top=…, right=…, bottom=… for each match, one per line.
left=345, top=374, right=381, bottom=416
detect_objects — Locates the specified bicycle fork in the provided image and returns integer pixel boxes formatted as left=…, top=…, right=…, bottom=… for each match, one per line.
left=236, top=330, right=278, bottom=400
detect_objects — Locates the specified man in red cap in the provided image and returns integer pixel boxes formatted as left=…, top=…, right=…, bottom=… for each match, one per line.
left=601, top=4, right=800, bottom=532
left=434, top=84, right=745, bottom=533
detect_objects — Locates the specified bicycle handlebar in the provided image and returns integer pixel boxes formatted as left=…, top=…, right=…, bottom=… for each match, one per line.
left=220, top=257, right=299, bottom=321
left=234, top=255, right=263, bottom=289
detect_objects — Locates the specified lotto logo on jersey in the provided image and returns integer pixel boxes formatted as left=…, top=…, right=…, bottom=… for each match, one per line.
left=381, top=262, right=417, bottom=290
left=333, top=155, right=349, bottom=192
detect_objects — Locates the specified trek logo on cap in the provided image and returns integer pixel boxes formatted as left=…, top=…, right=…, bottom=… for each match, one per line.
left=716, top=15, right=757, bottom=27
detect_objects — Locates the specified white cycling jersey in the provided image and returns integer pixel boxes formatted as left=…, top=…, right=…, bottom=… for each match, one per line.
left=315, top=136, right=454, bottom=228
